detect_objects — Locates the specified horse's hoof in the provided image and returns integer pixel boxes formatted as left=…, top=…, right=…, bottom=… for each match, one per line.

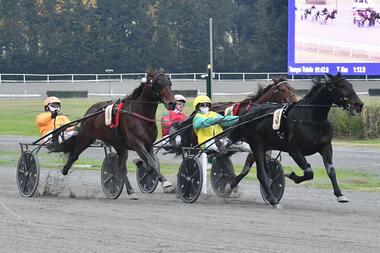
left=61, top=169, right=68, bottom=176
left=162, top=180, right=173, bottom=189
left=232, top=185, right=239, bottom=194
left=163, top=185, right=176, bottom=194
left=273, top=204, right=283, bottom=209
left=285, top=171, right=295, bottom=178
left=337, top=195, right=349, bottom=203
left=129, top=193, right=138, bottom=200
left=222, top=183, right=233, bottom=197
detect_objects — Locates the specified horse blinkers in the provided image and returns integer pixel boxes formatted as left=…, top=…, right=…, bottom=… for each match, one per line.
left=149, top=73, right=176, bottom=110
left=324, top=73, right=363, bottom=114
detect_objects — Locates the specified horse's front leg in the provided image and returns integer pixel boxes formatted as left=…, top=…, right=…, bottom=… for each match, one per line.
left=319, top=144, right=348, bottom=203
left=115, top=148, right=138, bottom=200
left=136, top=147, right=174, bottom=190
left=255, top=142, right=280, bottom=207
left=287, top=150, right=314, bottom=184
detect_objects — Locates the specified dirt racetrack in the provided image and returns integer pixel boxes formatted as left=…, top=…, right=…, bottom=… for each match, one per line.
left=1, top=161, right=380, bottom=253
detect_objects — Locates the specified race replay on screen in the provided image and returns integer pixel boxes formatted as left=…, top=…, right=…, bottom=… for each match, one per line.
left=288, top=0, right=380, bottom=75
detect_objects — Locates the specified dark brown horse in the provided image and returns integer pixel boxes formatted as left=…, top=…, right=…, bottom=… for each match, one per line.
left=323, top=9, right=337, bottom=24
left=48, top=69, right=176, bottom=199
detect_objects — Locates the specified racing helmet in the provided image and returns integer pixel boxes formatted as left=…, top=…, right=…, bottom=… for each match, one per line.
left=174, top=94, right=186, bottom=103
left=193, top=95, right=212, bottom=110
left=43, top=96, right=61, bottom=111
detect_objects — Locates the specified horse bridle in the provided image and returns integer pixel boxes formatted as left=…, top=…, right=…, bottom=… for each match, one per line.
left=324, top=77, right=356, bottom=111
left=147, top=72, right=172, bottom=103
left=274, top=80, right=297, bottom=103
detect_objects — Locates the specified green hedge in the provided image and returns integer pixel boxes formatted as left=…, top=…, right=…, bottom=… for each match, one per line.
left=329, top=101, right=380, bottom=139
left=47, top=90, right=88, bottom=98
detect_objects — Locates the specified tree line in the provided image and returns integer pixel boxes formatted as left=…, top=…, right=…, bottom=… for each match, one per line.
left=0, top=0, right=287, bottom=74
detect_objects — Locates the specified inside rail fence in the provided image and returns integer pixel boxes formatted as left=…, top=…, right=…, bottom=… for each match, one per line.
left=0, top=72, right=379, bottom=84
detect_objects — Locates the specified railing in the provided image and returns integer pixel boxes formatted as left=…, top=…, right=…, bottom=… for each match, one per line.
left=296, top=36, right=380, bottom=60
left=0, top=72, right=378, bottom=84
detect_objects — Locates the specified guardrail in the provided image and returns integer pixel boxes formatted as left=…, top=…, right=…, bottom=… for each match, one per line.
left=296, top=36, right=380, bottom=60
left=0, top=72, right=378, bottom=84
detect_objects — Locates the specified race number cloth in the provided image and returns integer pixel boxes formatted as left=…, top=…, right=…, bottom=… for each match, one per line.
left=272, top=108, right=284, bottom=130
left=224, top=105, right=234, bottom=116
left=104, top=102, right=124, bottom=128
left=105, top=104, right=114, bottom=126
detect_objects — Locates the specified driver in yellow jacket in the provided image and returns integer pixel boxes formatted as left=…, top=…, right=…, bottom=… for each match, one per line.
left=193, top=95, right=242, bottom=153
left=35, top=96, right=75, bottom=142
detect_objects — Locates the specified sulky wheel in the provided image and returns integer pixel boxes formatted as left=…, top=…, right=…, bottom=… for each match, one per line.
left=260, top=158, right=285, bottom=204
left=177, top=156, right=203, bottom=203
left=136, top=160, right=159, bottom=193
left=101, top=152, right=124, bottom=199
left=210, top=156, right=235, bottom=196
left=16, top=151, right=40, bottom=197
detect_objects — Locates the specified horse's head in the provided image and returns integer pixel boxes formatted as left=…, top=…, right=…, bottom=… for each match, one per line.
left=324, top=72, right=364, bottom=115
left=264, top=77, right=298, bottom=103
left=146, top=69, right=176, bottom=110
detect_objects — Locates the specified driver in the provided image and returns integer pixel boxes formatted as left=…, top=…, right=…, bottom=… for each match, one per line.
left=35, top=96, right=76, bottom=143
left=192, top=95, right=247, bottom=154
left=160, top=94, right=188, bottom=147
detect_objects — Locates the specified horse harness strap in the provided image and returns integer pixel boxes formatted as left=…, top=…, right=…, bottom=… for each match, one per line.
left=121, top=102, right=156, bottom=123
left=109, top=102, right=124, bottom=129
left=120, top=110, right=156, bottom=123
left=233, top=101, right=242, bottom=115
left=105, top=101, right=156, bottom=129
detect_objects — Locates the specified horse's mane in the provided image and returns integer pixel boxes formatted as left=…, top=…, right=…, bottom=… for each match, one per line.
left=124, top=68, right=164, bottom=101
left=245, top=77, right=287, bottom=103
left=249, top=84, right=273, bottom=102
left=302, top=80, right=324, bottom=101
left=125, top=82, right=145, bottom=100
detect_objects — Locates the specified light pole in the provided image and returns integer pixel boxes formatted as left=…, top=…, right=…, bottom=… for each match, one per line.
left=209, top=18, right=213, bottom=76
left=105, top=69, right=114, bottom=98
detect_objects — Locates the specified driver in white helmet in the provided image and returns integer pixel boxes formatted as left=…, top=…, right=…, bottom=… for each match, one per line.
left=35, top=96, right=76, bottom=143
left=160, top=94, right=188, bottom=146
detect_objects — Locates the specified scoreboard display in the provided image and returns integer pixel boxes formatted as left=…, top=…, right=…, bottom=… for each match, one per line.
left=288, top=0, right=380, bottom=75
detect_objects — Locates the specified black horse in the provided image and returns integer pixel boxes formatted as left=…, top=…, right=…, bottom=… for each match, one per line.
left=167, top=78, right=297, bottom=155
left=229, top=73, right=364, bottom=207
left=48, top=69, right=177, bottom=199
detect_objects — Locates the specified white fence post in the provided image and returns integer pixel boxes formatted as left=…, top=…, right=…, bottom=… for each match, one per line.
left=71, top=74, right=74, bottom=83
left=23, top=74, right=26, bottom=83
left=193, top=73, right=196, bottom=82
left=201, top=153, right=208, bottom=194
left=0, top=74, right=2, bottom=83
left=243, top=73, right=245, bottom=82
left=47, top=75, right=49, bottom=83
left=120, top=74, right=122, bottom=83
left=95, top=74, right=98, bottom=83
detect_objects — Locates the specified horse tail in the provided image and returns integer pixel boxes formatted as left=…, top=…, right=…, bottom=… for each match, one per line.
left=47, top=136, right=77, bottom=154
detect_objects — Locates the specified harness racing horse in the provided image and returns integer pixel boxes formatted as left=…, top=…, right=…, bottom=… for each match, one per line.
left=323, top=9, right=337, bottom=24
left=48, top=69, right=177, bottom=199
left=171, top=77, right=298, bottom=150
left=168, top=77, right=298, bottom=196
left=301, top=6, right=316, bottom=21
left=230, top=72, right=363, bottom=207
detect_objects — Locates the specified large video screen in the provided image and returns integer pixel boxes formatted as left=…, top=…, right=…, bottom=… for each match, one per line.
left=288, top=0, right=380, bottom=75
